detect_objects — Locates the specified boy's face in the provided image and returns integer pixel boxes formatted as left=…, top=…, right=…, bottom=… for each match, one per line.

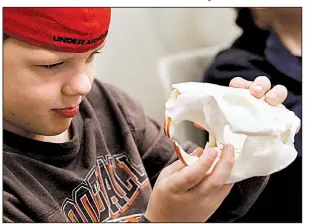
left=4, top=38, right=103, bottom=136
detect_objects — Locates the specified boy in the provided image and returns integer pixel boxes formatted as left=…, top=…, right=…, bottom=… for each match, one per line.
left=203, top=8, right=302, bottom=222
left=4, top=8, right=289, bottom=222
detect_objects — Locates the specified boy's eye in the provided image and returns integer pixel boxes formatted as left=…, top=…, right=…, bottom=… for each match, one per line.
left=38, top=51, right=101, bottom=69
left=87, top=50, right=101, bottom=61
left=91, top=51, right=101, bottom=57
left=94, top=51, right=101, bottom=55
left=40, top=62, right=64, bottom=70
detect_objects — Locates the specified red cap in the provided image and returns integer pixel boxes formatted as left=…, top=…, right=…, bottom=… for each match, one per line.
left=4, top=7, right=111, bottom=53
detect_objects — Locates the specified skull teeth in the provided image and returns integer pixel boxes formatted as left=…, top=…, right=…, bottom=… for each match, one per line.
left=173, top=140, right=188, bottom=166
left=164, top=117, right=172, bottom=138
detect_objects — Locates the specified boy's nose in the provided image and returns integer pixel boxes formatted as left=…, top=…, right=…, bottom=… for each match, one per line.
left=62, top=72, right=93, bottom=97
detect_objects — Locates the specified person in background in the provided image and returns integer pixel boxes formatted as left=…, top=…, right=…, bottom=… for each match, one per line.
left=203, top=7, right=302, bottom=222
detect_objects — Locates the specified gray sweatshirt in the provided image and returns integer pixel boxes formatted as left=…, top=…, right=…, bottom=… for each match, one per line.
left=3, top=79, right=269, bottom=222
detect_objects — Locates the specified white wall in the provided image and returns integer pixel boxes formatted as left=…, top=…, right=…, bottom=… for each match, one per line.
left=94, top=8, right=241, bottom=122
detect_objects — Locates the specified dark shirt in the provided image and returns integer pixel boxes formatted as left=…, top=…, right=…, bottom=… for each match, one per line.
left=203, top=9, right=302, bottom=222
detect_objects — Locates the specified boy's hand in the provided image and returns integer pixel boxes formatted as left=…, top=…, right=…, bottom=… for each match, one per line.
left=229, top=76, right=287, bottom=106
left=144, top=145, right=234, bottom=222
left=195, top=76, right=300, bottom=133
left=229, top=76, right=300, bottom=133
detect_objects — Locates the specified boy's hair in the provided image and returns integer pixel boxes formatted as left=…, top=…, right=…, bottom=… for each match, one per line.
left=3, top=33, right=10, bottom=41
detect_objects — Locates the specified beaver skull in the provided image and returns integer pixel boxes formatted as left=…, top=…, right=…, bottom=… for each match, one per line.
left=164, top=82, right=300, bottom=184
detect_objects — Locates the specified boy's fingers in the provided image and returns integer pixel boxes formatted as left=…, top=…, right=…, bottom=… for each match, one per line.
left=168, top=147, right=219, bottom=192
left=209, top=144, right=235, bottom=183
left=196, top=144, right=234, bottom=195
left=160, top=147, right=204, bottom=178
left=160, top=159, right=185, bottom=178
left=190, top=147, right=204, bottom=157
left=265, top=84, right=288, bottom=106
left=250, top=76, right=271, bottom=98
left=229, top=77, right=252, bottom=89
left=229, top=77, right=287, bottom=105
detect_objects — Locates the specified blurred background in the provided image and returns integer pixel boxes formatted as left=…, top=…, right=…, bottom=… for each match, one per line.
left=94, top=8, right=241, bottom=122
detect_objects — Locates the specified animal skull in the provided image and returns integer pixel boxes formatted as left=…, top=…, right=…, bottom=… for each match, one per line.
left=164, top=82, right=300, bottom=184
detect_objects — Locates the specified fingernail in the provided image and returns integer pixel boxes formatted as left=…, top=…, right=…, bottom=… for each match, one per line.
left=254, top=84, right=263, bottom=94
left=235, top=79, right=245, bottom=88
left=268, top=92, right=278, bottom=104
left=207, top=148, right=218, bottom=159
left=226, top=144, right=234, bottom=152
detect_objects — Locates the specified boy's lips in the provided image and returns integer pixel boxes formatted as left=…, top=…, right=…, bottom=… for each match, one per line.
left=53, top=105, right=79, bottom=118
